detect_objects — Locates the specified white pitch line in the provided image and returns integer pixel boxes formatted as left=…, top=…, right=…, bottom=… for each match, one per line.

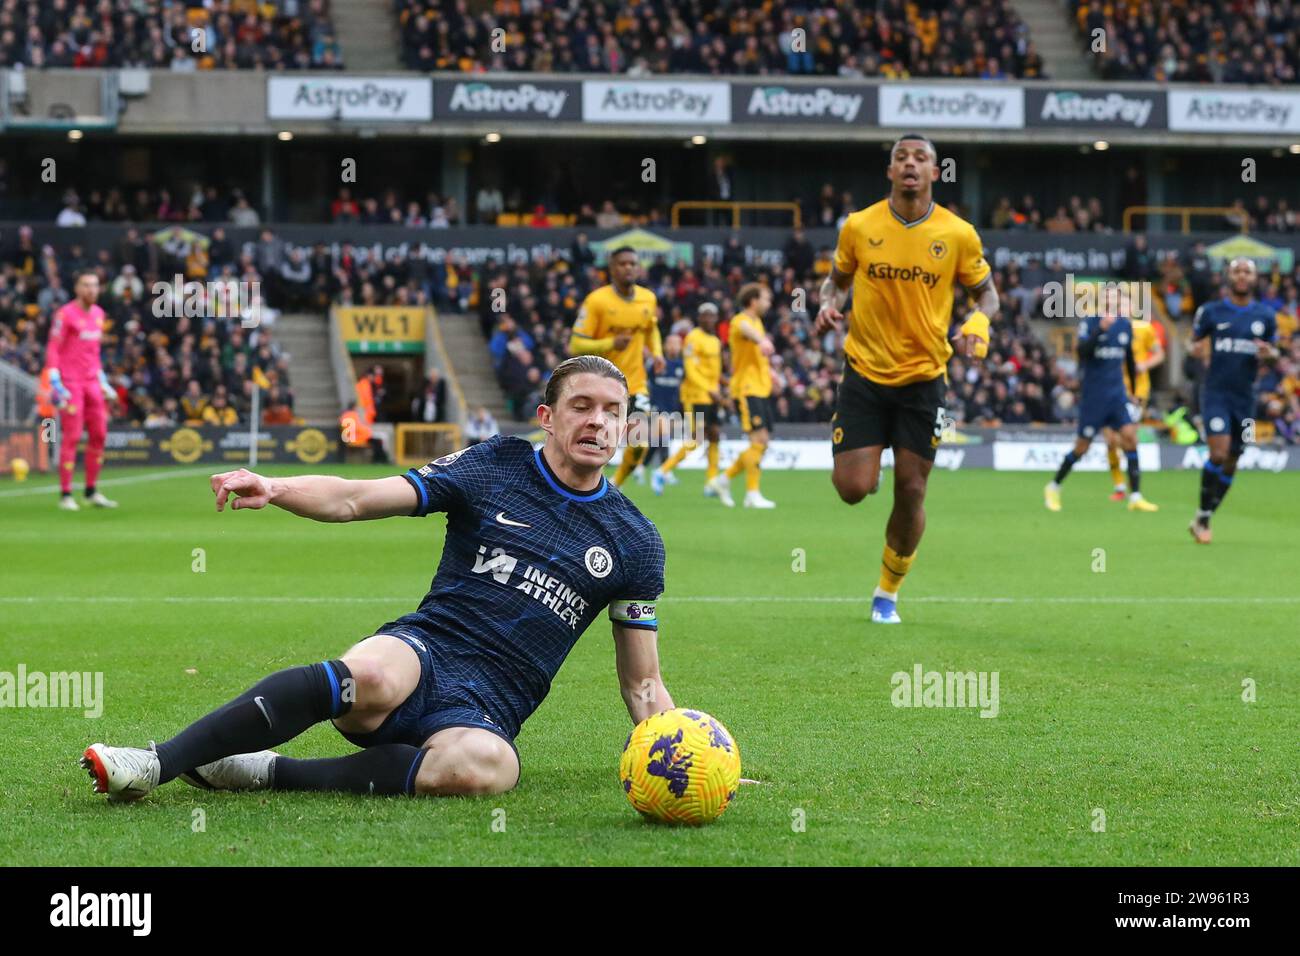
left=0, top=595, right=1297, bottom=605
left=0, top=466, right=213, bottom=498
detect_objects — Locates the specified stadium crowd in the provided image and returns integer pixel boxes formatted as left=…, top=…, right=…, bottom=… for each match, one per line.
left=1074, top=0, right=1300, bottom=85
left=397, top=0, right=1045, bottom=79
left=0, top=0, right=341, bottom=71
left=0, top=223, right=299, bottom=429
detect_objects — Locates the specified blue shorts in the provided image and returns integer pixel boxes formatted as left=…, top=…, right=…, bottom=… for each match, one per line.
left=1201, top=390, right=1254, bottom=455
left=335, top=623, right=520, bottom=766
left=1078, top=395, right=1137, bottom=439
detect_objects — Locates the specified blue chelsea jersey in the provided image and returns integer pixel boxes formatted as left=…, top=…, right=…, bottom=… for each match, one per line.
left=397, top=436, right=665, bottom=729
left=1193, top=299, right=1277, bottom=397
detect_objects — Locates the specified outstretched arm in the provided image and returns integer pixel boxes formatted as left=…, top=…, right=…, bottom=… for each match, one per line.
left=210, top=469, right=416, bottom=522
left=613, top=622, right=673, bottom=724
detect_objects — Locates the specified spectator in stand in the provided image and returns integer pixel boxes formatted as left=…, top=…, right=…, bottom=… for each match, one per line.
left=56, top=191, right=87, bottom=228
left=331, top=188, right=360, bottom=224
left=262, top=386, right=296, bottom=426
left=783, top=227, right=815, bottom=277
left=475, top=183, right=504, bottom=225
left=202, top=385, right=239, bottom=425
left=143, top=396, right=180, bottom=429
left=355, top=364, right=384, bottom=424
left=465, top=406, right=499, bottom=445
left=527, top=205, right=552, bottom=228
left=595, top=201, right=623, bottom=230
left=410, top=368, right=447, bottom=424
left=229, top=195, right=261, bottom=227
left=279, top=249, right=313, bottom=311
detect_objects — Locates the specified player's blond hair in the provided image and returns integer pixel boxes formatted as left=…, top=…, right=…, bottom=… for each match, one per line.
left=544, top=355, right=628, bottom=407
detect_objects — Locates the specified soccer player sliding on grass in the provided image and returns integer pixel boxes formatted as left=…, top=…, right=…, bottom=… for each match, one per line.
left=81, top=356, right=673, bottom=801
left=815, top=134, right=998, bottom=624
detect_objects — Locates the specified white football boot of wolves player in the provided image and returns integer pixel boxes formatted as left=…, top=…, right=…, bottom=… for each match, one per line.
left=58, top=495, right=80, bottom=511
left=81, top=743, right=160, bottom=802
left=743, top=490, right=776, bottom=509
left=180, top=751, right=279, bottom=791
left=88, top=491, right=119, bottom=508
left=707, top=474, right=735, bottom=507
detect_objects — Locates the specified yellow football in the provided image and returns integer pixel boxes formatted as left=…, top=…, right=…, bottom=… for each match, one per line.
left=619, top=708, right=741, bottom=825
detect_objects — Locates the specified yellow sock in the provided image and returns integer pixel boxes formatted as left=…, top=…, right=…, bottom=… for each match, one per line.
left=614, top=445, right=646, bottom=486
left=879, top=544, right=915, bottom=595
left=724, top=449, right=745, bottom=479
left=744, top=443, right=765, bottom=492
left=705, top=442, right=720, bottom=481
left=1107, top=447, right=1124, bottom=488
left=661, top=443, right=694, bottom=474
left=726, top=442, right=763, bottom=480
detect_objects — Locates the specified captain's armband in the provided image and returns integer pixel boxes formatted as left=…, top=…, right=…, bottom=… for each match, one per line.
left=610, top=600, right=658, bottom=630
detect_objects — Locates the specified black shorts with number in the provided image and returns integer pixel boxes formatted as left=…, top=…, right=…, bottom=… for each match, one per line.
left=736, top=395, right=774, bottom=433
left=832, top=364, right=946, bottom=461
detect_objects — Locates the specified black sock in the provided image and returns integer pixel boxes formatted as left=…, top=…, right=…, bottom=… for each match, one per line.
left=1212, top=468, right=1234, bottom=511
left=1199, top=462, right=1220, bottom=514
left=1053, top=451, right=1078, bottom=485
left=155, top=661, right=352, bottom=784
left=61, top=491, right=71, bottom=498
left=84, top=486, right=96, bottom=498
left=273, top=744, right=427, bottom=796
left=1125, top=450, right=1140, bottom=496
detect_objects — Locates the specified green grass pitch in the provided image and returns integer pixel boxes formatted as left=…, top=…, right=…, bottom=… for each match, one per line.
left=1, top=462, right=1297, bottom=866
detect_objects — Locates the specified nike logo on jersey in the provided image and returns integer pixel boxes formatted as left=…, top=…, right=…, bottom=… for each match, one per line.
left=495, top=512, right=531, bottom=528
left=1216, top=323, right=1230, bottom=330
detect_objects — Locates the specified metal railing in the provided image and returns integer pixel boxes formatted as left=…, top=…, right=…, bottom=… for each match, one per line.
left=1122, top=206, right=1247, bottom=234
left=0, top=358, right=38, bottom=425
left=671, top=201, right=802, bottom=229
left=424, top=306, right=468, bottom=430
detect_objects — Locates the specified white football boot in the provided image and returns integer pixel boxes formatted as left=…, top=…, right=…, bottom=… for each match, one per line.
left=180, top=751, right=278, bottom=791
left=81, top=743, right=161, bottom=802
left=58, top=495, right=80, bottom=511
left=88, top=491, right=118, bottom=508
left=743, top=490, right=776, bottom=509
left=707, top=475, right=735, bottom=507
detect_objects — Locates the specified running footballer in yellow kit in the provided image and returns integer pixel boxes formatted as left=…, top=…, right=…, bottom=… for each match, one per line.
left=1105, top=314, right=1164, bottom=500
left=816, top=134, right=999, bottom=624
left=709, top=284, right=777, bottom=509
left=570, top=245, right=664, bottom=486
left=653, top=302, right=726, bottom=495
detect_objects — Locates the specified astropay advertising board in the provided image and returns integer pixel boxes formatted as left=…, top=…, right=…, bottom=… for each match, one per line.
left=267, top=77, right=433, bottom=121
left=582, top=80, right=730, bottom=124
left=1168, top=90, right=1300, bottom=133
left=731, top=82, right=875, bottom=125
left=878, top=84, right=1024, bottom=128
